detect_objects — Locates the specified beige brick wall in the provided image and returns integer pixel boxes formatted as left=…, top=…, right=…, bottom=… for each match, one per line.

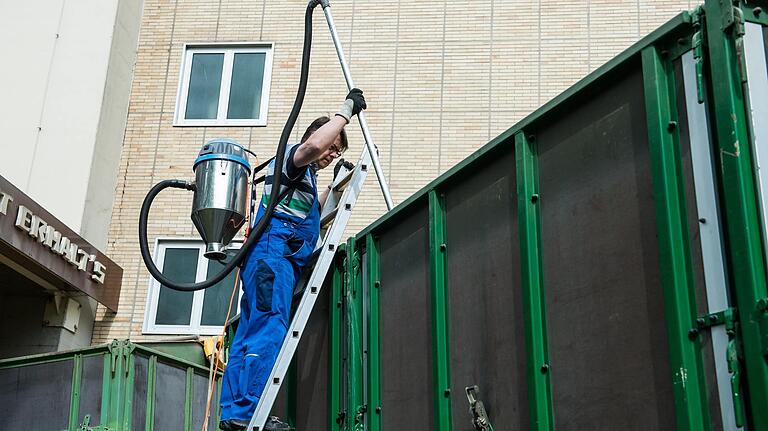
left=94, top=0, right=694, bottom=343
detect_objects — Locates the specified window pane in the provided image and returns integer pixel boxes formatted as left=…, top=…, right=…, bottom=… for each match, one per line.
left=155, top=248, right=198, bottom=325
left=185, top=53, right=224, bottom=120
left=201, top=252, right=240, bottom=326
left=227, top=53, right=266, bottom=119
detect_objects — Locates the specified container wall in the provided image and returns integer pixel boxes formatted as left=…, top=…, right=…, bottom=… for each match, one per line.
left=533, top=66, right=676, bottom=429
left=79, top=353, right=107, bottom=426
left=0, top=358, right=74, bottom=430
left=443, top=148, right=529, bottom=430
left=153, top=361, right=189, bottom=430
left=295, top=273, right=332, bottom=430
left=133, top=354, right=150, bottom=429
left=377, top=205, right=433, bottom=430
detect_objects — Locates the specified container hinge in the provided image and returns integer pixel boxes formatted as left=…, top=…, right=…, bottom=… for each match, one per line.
left=726, top=329, right=746, bottom=427
left=690, top=306, right=745, bottom=425
left=79, top=414, right=112, bottom=431
left=691, top=6, right=707, bottom=103
left=335, top=410, right=346, bottom=425
left=732, top=5, right=748, bottom=83
left=465, top=385, right=494, bottom=431
left=694, top=307, right=737, bottom=331
left=354, top=404, right=367, bottom=424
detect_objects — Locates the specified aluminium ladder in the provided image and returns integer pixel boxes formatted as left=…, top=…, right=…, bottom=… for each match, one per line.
left=247, top=1, right=394, bottom=429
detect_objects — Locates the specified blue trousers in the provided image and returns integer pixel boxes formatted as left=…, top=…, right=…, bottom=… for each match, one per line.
left=220, top=221, right=314, bottom=421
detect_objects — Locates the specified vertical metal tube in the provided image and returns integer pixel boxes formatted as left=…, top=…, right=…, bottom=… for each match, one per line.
left=321, top=5, right=395, bottom=210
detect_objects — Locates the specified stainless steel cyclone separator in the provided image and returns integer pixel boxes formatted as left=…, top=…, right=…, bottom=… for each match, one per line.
left=190, top=139, right=252, bottom=260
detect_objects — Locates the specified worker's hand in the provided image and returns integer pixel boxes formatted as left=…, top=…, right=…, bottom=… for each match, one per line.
left=336, top=88, right=367, bottom=123
left=333, top=159, right=355, bottom=180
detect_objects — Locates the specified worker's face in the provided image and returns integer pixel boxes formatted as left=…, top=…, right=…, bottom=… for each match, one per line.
left=315, top=134, right=344, bottom=170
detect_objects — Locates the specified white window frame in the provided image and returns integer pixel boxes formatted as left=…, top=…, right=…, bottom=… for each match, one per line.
left=174, top=43, right=274, bottom=127
left=143, top=237, right=243, bottom=335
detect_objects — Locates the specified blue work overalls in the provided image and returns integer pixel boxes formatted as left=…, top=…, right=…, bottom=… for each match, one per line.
left=220, top=166, right=320, bottom=422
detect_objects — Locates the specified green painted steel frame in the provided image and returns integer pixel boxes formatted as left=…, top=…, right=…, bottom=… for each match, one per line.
left=428, top=190, right=453, bottom=431
left=68, top=354, right=84, bottom=430
left=642, top=44, right=711, bottom=431
left=365, top=234, right=382, bottom=431
left=705, top=0, right=768, bottom=427
left=514, top=132, right=554, bottom=431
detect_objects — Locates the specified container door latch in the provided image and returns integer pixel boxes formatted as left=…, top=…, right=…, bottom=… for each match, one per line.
left=465, top=385, right=494, bottom=431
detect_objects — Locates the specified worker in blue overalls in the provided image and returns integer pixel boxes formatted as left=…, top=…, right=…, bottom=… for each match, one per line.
left=220, top=89, right=366, bottom=431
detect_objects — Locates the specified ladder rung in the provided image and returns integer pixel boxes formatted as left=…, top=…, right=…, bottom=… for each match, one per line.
left=320, top=207, right=338, bottom=228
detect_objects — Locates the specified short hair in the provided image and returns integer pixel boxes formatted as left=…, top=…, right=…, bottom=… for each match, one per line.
left=300, top=116, right=348, bottom=152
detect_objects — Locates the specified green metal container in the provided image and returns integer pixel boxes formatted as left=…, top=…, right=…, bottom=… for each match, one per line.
left=323, top=1, right=768, bottom=431
left=0, top=340, right=222, bottom=431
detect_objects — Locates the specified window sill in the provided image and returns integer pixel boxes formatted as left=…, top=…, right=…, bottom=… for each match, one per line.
left=173, top=119, right=268, bottom=127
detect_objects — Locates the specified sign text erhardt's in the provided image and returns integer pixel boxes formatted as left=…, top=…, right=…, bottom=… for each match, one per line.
left=0, top=189, right=106, bottom=284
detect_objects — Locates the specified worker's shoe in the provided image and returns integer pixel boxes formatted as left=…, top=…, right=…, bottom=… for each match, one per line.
left=219, top=419, right=247, bottom=431
left=264, top=416, right=291, bottom=431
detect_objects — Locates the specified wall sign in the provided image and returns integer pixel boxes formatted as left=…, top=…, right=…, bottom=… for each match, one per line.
left=0, top=176, right=122, bottom=311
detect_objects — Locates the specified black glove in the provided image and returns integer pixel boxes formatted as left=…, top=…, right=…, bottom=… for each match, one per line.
left=346, top=88, right=366, bottom=116
left=333, top=159, right=355, bottom=180
left=336, top=88, right=367, bottom=122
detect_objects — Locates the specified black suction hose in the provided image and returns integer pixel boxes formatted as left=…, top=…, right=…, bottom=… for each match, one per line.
left=139, top=1, right=320, bottom=291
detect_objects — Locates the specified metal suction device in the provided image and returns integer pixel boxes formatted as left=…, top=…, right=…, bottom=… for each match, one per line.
left=191, top=139, right=251, bottom=260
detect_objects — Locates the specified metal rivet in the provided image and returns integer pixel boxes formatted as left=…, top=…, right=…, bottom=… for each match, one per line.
left=698, top=217, right=706, bottom=224
left=696, top=317, right=706, bottom=326
left=677, top=37, right=686, bottom=45
left=440, top=243, right=447, bottom=251
left=345, top=203, right=352, bottom=210
left=337, top=301, right=342, bottom=308
left=361, top=164, right=368, bottom=171
left=293, top=330, right=299, bottom=337
left=754, top=7, right=763, bottom=17
left=374, top=281, right=380, bottom=289
left=375, top=406, right=382, bottom=413
left=540, top=364, right=549, bottom=374
left=531, top=194, right=540, bottom=204
left=444, top=389, right=451, bottom=397
left=329, top=244, right=335, bottom=251
left=273, top=377, right=280, bottom=384
left=709, top=315, right=718, bottom=322
left=667, top=121, right=678, bottom=131
left=688, top=328, right=699, bottom=339
left=311, top=286, right=318, bottom=293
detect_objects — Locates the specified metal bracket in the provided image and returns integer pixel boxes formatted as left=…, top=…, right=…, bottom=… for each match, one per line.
left=465, top=385, right=494, bottom=431
left=719, top=0, right=737, bottom=29
left=695, top=307, right=745, bottom=426
left=695, top=307, right=737, bottom=330
left=78, top=415, right=112, bottom=431
left=691, top=6, right=707, bottom=103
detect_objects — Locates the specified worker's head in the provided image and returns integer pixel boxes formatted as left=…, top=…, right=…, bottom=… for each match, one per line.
left=301, top=116, right=348, bottom=170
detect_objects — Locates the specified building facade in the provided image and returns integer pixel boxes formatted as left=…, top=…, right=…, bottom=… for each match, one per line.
left=95, top=0, right=695, bottom=342
left=0, top=0, right=142, bottom=358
